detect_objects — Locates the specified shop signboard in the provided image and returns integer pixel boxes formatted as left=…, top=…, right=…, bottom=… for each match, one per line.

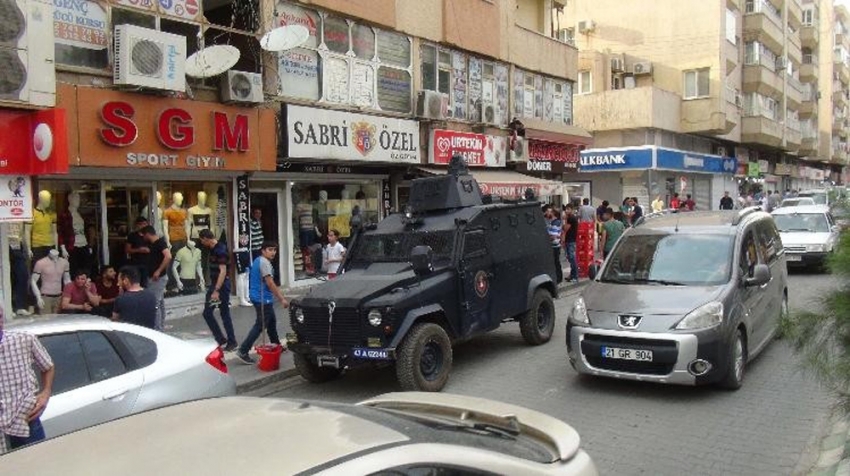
left=655, top=148, right=737, bottom=175
left=774, top=163, right=792, bottom=176
left=579, top=147, right=653, bottom=172
left=66, top=85, right=276, bottom=171
left=748, top=162, right=761, bottom=177
left=429, top=129, right=506, bottom=168
left=276, top=162, right=387, bottom=175
left=758, top=160, right=771, bottom=174
left=0, top=109, right=69, bottom=175
left=0, top=175, right=33, bottom=222
left=235, top=175, right=250, bottom=249
left=285, top=104, right=420, bottom=164
left=52, top=0, right=107, bottom=50
left=478, top=181, right=563, bottom=199
left=519, top=139, right=581, bottom=174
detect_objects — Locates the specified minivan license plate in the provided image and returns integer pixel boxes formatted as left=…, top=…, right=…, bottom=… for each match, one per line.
left=601, top=346, right=653, bottom=362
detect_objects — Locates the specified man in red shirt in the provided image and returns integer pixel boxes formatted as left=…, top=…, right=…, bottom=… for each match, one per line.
left=670, top=192, right=681, bottom=210
left=60, top=270, right=101, bottom=314
left=94, top=265, right=120, bottom=317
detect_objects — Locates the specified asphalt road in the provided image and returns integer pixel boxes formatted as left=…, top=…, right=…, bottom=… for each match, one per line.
left=258, top=271, right=837, bottom=475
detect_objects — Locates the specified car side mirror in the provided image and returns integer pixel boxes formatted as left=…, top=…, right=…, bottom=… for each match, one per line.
left=745, top=264, right=771, bottom=287
left=588, top=263, right=598, bottom=280
left=410, top=245, right=434, bottom=276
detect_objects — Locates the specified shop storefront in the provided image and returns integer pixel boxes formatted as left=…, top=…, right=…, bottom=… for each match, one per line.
left=0, top=108, right=70, bottom=315
left=252, top=104, right=419, bottom=286
left=514, top=137, right=585, bottom=206
left=37, top=84, right=276, bottom=315
left=578, top=146, right=738, bottom=211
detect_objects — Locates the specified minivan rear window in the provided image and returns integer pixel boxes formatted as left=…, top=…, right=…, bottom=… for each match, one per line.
left=600, top=234, right=734, bottom=286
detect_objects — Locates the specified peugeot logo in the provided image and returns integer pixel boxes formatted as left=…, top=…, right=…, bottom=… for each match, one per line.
left=618, top=314, right=642, bottom=329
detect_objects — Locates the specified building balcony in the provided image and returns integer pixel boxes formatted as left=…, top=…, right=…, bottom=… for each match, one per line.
left=800, top=24, right=818, bottom=49
left=832, top=147, right=848, bottom=163
left=833, top=116, right=848, bottom=134
left=788, top=35, right=803, bottom=65
left=834, top=88, right=849, bottom=107
left=573, top=86, right=683, bottom=132
left=742, top=63, right=784, bottom=97
left=682, top=97, right=736, bottom=135
left=835, top=56, right=850, bottom=84
left=786, top=127, right=802, bottom=150
left=728, top=0, right=740, bottom=12
left=742, top=115, right=784, bottom=147
left=800, top=59, right=818, bottom=82
left=743, top=11, right=784, bottom=54
left=725, top=41, right=739, bottom=73
left=801, top=136, right=818, bottom=155
left=799, top=98, right=817, bottom=117
left=786, top=76, right=803, bottom=108
left=509, top=24, right=578, bottom=81
left=788, top=0, right=803, bottom=28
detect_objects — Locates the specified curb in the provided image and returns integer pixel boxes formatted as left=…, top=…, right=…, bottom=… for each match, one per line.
left=809, top=413, right=850, bottom=476
left=229, top=280, right=588, bottom=395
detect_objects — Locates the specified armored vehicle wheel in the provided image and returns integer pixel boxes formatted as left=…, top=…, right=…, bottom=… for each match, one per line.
left=293, top=352, right=341, bottom=383
left=520, top=289, right=555, bottom=345
left=396, top=323, right=453, bottom=392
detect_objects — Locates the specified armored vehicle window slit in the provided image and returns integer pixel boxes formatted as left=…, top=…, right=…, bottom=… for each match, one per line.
left=349, top=231, right=455, bottom=264
left=463, top=230, right=488, bottom=259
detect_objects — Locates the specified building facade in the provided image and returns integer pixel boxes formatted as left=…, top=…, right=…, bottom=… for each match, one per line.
left=561, top=0, right=842, bottom=210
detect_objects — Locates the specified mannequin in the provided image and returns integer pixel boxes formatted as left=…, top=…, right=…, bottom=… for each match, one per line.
left=26, top=190, right=57, bottom=262
left=188, top=191, right=213, bottom=283
left=172, top=239, right=205, bottom=295
left=31, top=248, right=70, bottom=315
left=295, top=191, right=316, bottom=274
left=163, top=192, right=189, bottom=292
left=142, top=191, right=164, bottom=236
left=58, top=191, right=94, bottom=277
left=8, top=222, right=31, bottom=315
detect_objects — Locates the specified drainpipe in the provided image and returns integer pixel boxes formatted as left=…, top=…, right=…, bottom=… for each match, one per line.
left=782, top=0, right=789, bottom=150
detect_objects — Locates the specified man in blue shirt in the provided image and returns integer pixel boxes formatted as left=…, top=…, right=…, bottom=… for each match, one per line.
left=236, top=241, right=289, bottom=364
left=198, top=229, right=237, bottom=351
left=545, top=205, right=564, bottom=283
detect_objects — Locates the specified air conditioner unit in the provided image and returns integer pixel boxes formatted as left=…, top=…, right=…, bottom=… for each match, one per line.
left=578, top=20, right=596, bottom=33
left=481, top=103, right=498, bottom=125
left=633, top=61, right=652, bottom=75
left=0, top=0, right=56, bottom=107
left=114, top=24, right=187, bottom=92
left=610, top=57, right=625, bottom=72
left=416, top=90, right=448, bottom=120
left=776, top=57, right=787, bottom=69
left=221, top=70, right=263, bottom=103
left=557, top=28, right=574, bottom=44
left=508, top=136, right=528, bottom=162
left=735, top=93, right=743, bottom=107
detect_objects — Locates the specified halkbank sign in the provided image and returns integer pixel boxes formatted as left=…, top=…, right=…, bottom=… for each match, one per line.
left=579, top=146, right=737, bottom=174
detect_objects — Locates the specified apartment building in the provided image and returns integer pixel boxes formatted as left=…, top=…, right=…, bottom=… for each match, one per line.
left=560, top=0, right=838, bottom=210
left=0, top=0, right=587, bottom=313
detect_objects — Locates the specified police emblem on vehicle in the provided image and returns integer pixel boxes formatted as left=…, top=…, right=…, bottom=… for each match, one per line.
left=618, top=314, right=642, bottom=329
left=474, top=270, right=489, bottom=298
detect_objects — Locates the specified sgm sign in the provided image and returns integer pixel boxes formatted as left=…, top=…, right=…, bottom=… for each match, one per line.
left=67, top=85, right=274, bottom=172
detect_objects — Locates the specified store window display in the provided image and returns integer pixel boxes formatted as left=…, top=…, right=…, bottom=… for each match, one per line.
left=291, top=182, right=381, bottom=280
left=27, top=190, right=58, bottom=262
left=173, top=239, right=205, bottom=295
left=8, top=222, right=31, bottom=316
left=58, top=191, right=97, bottom=278
left=31, top=249, right=70, bottom=315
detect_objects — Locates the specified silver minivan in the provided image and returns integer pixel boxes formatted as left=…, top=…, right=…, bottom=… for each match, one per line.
left=567, top=208, right=788, bottom=389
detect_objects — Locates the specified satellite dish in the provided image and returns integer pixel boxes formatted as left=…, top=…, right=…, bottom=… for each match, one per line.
left=185, top=45, right=240, bottom=78
left=260, top=24, right=309, bottom=52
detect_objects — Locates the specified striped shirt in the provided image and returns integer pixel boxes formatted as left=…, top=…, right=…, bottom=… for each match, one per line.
left=250, top=219, right=264, bottom=251
left=0, top=329, right=53, bottom=454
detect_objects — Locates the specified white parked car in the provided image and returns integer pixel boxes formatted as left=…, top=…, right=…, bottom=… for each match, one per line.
left=7, top=316, right=236, bottom=439
left=772, top=205, right=840, bottom=271
left=779, top=197, right=816, bottom=208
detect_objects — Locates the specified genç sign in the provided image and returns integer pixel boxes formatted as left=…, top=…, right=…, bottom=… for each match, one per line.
left=99, top=101, right=250, bottom=169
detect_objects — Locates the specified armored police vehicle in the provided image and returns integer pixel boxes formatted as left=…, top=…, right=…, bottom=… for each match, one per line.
left=287, top=156, right=558, bottom=392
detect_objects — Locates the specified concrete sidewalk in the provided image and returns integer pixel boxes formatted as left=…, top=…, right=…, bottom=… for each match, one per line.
left=164, top=279, right=590, bottom=394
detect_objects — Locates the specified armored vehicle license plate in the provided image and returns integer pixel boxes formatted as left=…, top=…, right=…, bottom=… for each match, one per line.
left=317, top=355, right=340, bottom=368
left=352, top=348, right=391, bottom=360
left=601, top=346, right=653, bottom=362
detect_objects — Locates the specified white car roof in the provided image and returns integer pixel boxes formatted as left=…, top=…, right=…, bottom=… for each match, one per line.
left=5, top=314, right=166, bottom=340
left=772, top=205, right=830, bottom=215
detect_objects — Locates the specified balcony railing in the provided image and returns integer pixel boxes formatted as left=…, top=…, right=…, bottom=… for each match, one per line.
left=803, top=53, right=817, bottom=64
left=745, top=0, right=782, bottom=25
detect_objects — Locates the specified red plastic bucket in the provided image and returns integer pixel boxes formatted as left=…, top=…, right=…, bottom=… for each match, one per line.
left=255, top=344, right=284, bottom=372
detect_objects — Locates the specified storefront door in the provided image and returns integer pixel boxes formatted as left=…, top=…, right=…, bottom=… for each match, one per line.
left=250, top=191, right=283, bottom=284
left=103, top=184, right=155, bottom=269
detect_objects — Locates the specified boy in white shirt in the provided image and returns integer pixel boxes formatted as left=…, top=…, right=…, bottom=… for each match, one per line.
left=324, top=229, right=346, bottom=279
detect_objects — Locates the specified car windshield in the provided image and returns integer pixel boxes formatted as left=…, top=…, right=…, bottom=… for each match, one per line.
left=773, top=213, right=830, bottom=233
left=600, top=234, right=734, bottom=286
left=349, top=230, right=455, bottom=264
left=798, top=192, right=827, bottom=205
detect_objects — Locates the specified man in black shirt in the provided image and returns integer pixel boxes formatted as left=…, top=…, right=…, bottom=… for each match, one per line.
left=125, top=217, right=150, bottom=287
left=142, top=226, right=171, bottom=330
left=563, top=205, right=579, bottom=283
left=199, top=229, right=237, bottom=350
left=719, top=191, right=735, bottom=210
left=112, top=266, right=157, bottom=329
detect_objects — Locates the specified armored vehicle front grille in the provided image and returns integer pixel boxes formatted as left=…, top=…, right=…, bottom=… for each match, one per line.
left=292, top=307, right=362, bottom=350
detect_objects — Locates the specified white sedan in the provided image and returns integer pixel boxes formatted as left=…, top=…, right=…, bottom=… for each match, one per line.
left=772, top=205, right=841, bottom=271
left=7, top=315, right=236, bottom=439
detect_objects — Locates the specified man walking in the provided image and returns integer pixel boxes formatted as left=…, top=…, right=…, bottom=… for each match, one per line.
left=563, top=205, right=579, bottom=283
left=600, top=208, right=625, bottom=259
left=578, top=198, right=596, bottom=223
left=142, top=225, right=171, bottom=330
left=112, top=266, right=157, bottom=329
left=235, top=241, right=289, bottom=365
left=0, top=305, right=55, bottom=454
left=719, top=191, right=735, bottom=210
left=125, top=217, right=150, bottom=287
left=198, top=229, right=237, bottom=351
left=545, top=205, right=564, bottom=283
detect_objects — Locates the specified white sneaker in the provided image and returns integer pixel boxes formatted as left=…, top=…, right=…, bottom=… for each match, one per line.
left=16, top=309, right=31, bottom=316
left=239, top=300, right=252, bottom=307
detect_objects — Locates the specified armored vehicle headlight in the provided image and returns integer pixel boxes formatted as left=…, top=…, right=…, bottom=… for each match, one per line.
left=570, top=297, right=590, bottom=325
left=675, top=301, right=723, bottom=330
left=295, top=308, right=305, bottom=324
left=368, top=309, right=383, bottom=327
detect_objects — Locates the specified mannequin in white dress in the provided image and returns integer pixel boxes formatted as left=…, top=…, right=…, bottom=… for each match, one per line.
left=188, top=191, right=214, bottom=283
